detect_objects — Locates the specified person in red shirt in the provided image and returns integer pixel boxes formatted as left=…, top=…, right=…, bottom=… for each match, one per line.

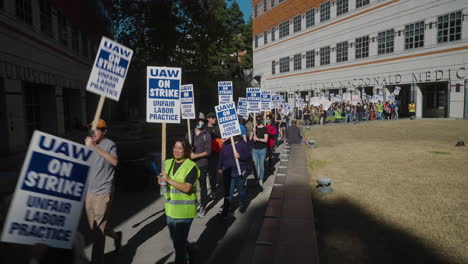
left=266, top=114, right=277, bottom=174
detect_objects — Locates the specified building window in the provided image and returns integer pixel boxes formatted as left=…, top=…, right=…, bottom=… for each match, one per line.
left=39, top=0, right=52, bottom=36
left=377, top=29, right=394, bottom=55
left=437, top=11, right=462, bottom=43
left=356, top=0, right=370, bottom=8
left=254, top=35, right=258, bottom=48
left=263, top=0, right=267, bottom=12
left=293, top=15, right=302, bottom=33
left=271, top=0, right=275, bottom=8
left=16, top=0, right=32, bottom=25
left=306, top=50, right=315, bottom=68
left=336, top=41, right=348, bottom=62
left=320, top=46, right=330, bottom=65
left=405, top=21, right=424, bottom=49
left=82, top=34, right=89, bottom=58
left=279, top=56, right=290, bottom=73
left=57, top=11, right=68, bottom=46
left=355, top=36, right=369, bottom=59
left=306, top=8, right=315, bottom=28
left=279, top=0, right=284, bottom=3
left=263, top=31, right=268, bottom=45
left=271, top=27, right=276, bottom=42
left=320, top=1, right=331, bottom=23
left=254, top=4, right=258, bottom=18
left=337, top=0, right=349, bottom=16
left=71, top=26, right=80, bottom=53
left=272, top=60, right=276, bottom=75
left=293, top=53, right=302, bottom=70
left=279, top=20, right=290, bottom=39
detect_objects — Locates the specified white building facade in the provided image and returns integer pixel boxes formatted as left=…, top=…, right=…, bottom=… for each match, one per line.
left=252, top=0, right=468, bottom=119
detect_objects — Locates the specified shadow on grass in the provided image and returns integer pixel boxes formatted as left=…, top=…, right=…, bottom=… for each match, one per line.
left=311, top=191, right=454, bottom=264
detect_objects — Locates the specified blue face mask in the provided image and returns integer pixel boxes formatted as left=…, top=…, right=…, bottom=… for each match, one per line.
left=196, top=121, right=204, bottom=129
left=265, top=120, right=270, bottom=124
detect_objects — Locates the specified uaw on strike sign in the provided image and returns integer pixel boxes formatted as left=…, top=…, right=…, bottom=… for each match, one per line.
left=146, top=66, right=181, bottom=123
left=86, top=36, right=133, bottom=101
left=181, top=84, right=195, bottom=119
left=215, top=102, right=241, bottom=139
left=1, top=131, right=92, bottom=248
left=218, top=81, right=233, bottom=104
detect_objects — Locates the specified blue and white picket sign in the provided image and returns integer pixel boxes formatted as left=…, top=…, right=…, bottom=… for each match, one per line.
left=86, top=36, right=133, bottom=101
left=260, top=91, right=272, bottom=111
left=282, top=104, right=291, bottom=115
left=1, top=131, right=93, bottom=249
left=247, top=87, right=261, bottom=113
left=394, top=86, right=401, bottom=95
left=180, top=84, right=195, bottom=119
left=146, top=66, right=181, bottom=124
left=218, top=81, right=233, bottom=104
left=238, top=97, right=248, bottom=118
left=215, top=102, right=242, bottom=139
left=272, top=94, right=281, bottom=108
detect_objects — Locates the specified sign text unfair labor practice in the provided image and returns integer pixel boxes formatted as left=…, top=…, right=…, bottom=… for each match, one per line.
left=1, top=131, right=92, bottom=249
left=86, top=36, right=133, bottom=101
left=181, top=84, right=195, bottom=119
left=147, top=67, right=181, bottom=123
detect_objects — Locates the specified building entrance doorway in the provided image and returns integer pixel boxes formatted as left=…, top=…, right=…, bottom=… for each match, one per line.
left=420, top=82, right=448, bottom=118
left=387, top=84, right=411, bottom=117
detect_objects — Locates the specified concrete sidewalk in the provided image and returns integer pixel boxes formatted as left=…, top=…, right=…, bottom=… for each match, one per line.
left=85, top=145, right=283, bottom=264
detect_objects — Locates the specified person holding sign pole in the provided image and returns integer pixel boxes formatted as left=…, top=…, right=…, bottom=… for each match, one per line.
left=84, top=119, right=122, bottom=264
left=158, top=139, right=199, bottom=264
left=186, top=119, right=212, bottom=218
left=206, top=112, right=222, bottom=198
left=249, top=116, right=268, bottom=187
left=218, top=136, right=250, bottom=216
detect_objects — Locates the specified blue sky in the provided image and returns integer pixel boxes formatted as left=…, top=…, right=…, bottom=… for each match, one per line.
left=226, top=0, right=252, bottom=22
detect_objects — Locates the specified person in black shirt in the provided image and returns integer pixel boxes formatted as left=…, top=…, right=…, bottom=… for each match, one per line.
left=249, top=115, right=268, bottom=187
left=206, top=112, right=221, bottom=199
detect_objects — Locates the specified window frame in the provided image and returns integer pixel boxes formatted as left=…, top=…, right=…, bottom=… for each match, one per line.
left=293, top=53, right=302, bottom=71
left=39, top=0, right=53, bottom=37
left=306, top=50, right=315, bottom=68
left=437, top=11, right=462, bottom=43
left=355, top=35, right=369, bottom=59
left=271, top=27, right=276, bottom=42
left=293, top=15, right=302, bottom=33
left=336, top=41, right=348, bottom=62
left=16, top=0, right=33, bottom=25
left=272, top=60, right=276, bottom=75
left=279, top=56, right=290, bottom=73
left=306, top=8, right=315, bottom=28
left=320, top=46, right=331, bottom=65
left=279, top=20, right=290, bottom=39
left=405, top=21, right=425, bottom=49
left=336, top=0, right=349, bottom=16
left=356, top=0, right=370, bottom=9
left=320, top=1, right=331, bottom=23
left=377, top=29, right=395, bottom=55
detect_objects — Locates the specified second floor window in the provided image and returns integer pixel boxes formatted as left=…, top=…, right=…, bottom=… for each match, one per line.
left=16, top=0, right=32, bottom=25
left=255, top=35, right=259, bottom=48
left=378, top=29, right=394, bottom=55
left=306, top=8, right=315, bottom=28
left=405, top=21, right=424, bottom=49
left=271, top=27, right=276, bottom=42
left=320, top=46, right=330, bottom=65
left=337, top=0, right=349, bottom=16
left=336, top=41, right=348, bottom=62
left=306, top=50, right=315, bottom=68
left=355, top=36, right=369, bottom=59
left=39, top=0, right=52, bottom=36
left=271, top=0, right=275, bottom=8
left=356, top=0, right=370, bottom=8
left=264, top=31, right=268, bottom=45
left=272, top=61, right=276, bottom=75
left=293, top=15, right=302, bottom=33
left=279, top=56, right=290, bottom=73
left=57, top=11, right=68, bottom=46
left=293, top=53, right=302, bottom=70
left=320, top=1, right=331, bottom=23
left=437, top=11, right=462, bottom=43
left=254, top=4, right=258, bottom=18
left=263, top=0, right=267, bottom=13
left=279, top=20, right=290, bottom=39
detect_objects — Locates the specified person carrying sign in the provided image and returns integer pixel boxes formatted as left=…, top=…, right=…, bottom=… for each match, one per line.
left=250, top=115, right=269, bottom=187
left=186, top=118, right=212, bottom=218
left=158, top=139, right=199, bottom=264
left=408, top=101, right=416, bottom=120
left=206, top=112, right=222, bottom=198
left=84, top=119, right=122, bottom=264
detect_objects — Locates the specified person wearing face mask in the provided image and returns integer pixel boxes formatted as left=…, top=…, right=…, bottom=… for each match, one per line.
left=158, top=139, right=200, bottom=264
left=186, top=118, right=211, bottom=217
left=249, top=116, right=269, bottom=187
left=265, top=114, right=277, bottom=174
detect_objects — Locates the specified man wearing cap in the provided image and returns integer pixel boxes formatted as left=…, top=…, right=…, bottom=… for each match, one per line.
left=206, top=112, right=221, bottom=198
left=84, top=119, right=122, bottom=264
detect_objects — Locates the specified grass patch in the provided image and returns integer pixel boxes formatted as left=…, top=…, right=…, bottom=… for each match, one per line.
left=429, top=151, right=452, bottom=155
left=308, top=160, right=332, bottom=169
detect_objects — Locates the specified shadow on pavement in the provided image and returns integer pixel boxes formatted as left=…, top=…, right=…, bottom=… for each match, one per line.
left=311, top=191, right=455, bottom=264
left=103, top=212, right=167, bottom=264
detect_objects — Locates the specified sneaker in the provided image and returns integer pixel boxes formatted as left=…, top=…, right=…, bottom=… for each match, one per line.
left=198, top=207, right=206, bottom=218
left=209, top=192, right=216, bottom=200
left=239, top=205, right=246, bottom=213
left=114, top=231, right=122, bottom=253
left=259, top=180, right=263, bottom=187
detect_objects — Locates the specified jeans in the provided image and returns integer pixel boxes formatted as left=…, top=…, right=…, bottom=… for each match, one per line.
left=345, top=113, right=351, bottom=123
left=198, top=165, right=209, bottom=208
left=208, top=152, right=219, bottom=193
left=252, top=148, right=267, bottom=181
left=395, top=108, right=399, bottom=119
left=228, top=171, right=247, bottom=207
left=166, top=216, right=193, bottom=264
left=378, top=111, right=383, bottom=119
left=365, top=112, right=370, bottom=120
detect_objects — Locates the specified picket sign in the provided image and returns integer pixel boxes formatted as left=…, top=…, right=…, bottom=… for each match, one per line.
left=1, top=131, right=93, bottom=249
left=146, top=66, right=182, bottom=172
left=181, top=84, right=196, bottom=145
left=215, top=102, right=242, bottom=175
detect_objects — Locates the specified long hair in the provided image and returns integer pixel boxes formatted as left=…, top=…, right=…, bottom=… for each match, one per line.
left=173, top=138, right=192, bottom=159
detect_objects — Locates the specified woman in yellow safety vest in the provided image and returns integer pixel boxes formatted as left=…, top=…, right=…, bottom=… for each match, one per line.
left=408, top=101, right=416, bottom=119
left=158, top=138, right=200, bottom=264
